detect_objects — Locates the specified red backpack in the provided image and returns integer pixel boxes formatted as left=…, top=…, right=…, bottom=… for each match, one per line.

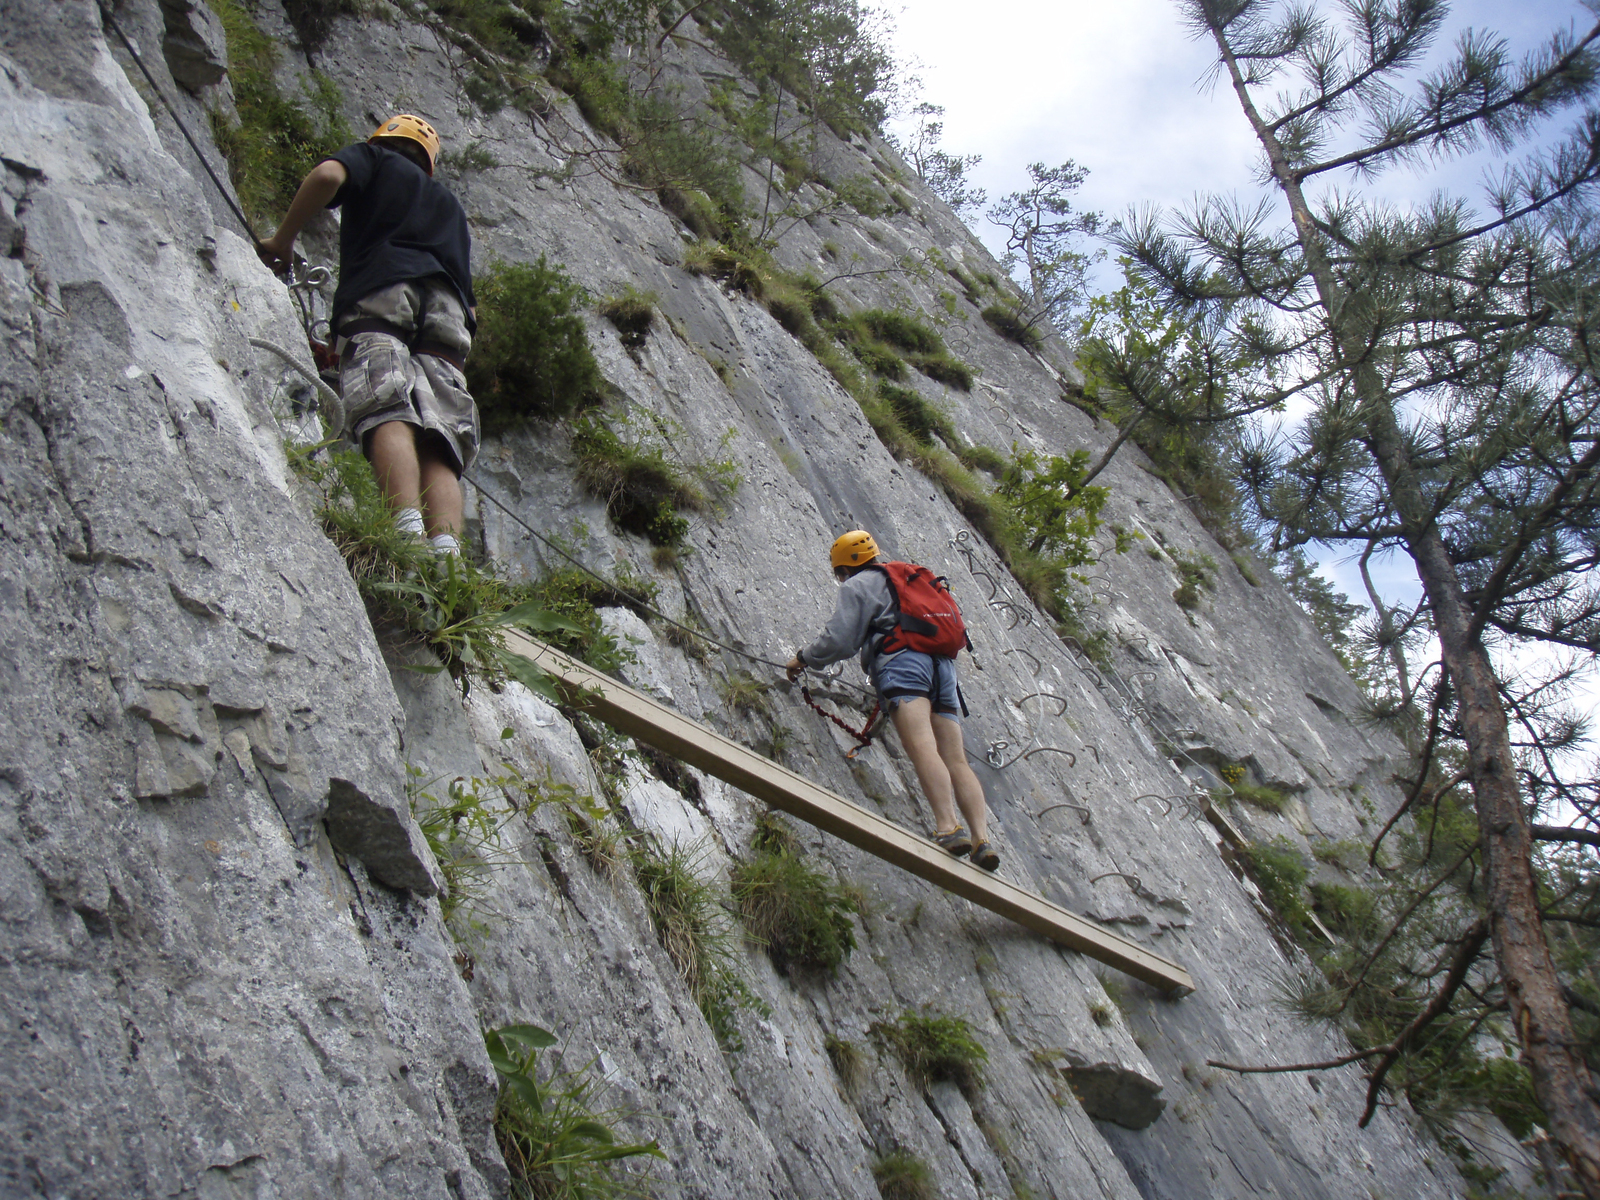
left=870, top=562, right=970, bottom=657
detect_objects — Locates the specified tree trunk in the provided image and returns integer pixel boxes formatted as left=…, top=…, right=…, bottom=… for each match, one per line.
left=1375, top=419, right=1600, bottom=1198
left=1079, top=410, right=1146, bottom=490
left=1209, top=22, right=1600, bottom=1194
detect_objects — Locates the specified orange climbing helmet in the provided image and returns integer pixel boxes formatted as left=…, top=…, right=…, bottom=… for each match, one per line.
left=830, top=530, right=879, bottom=570
left=369, top=113, right=441, bottom=174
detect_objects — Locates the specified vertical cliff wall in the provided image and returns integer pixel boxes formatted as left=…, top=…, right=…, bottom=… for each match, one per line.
left=0, top=1, right=1522, bottom=1197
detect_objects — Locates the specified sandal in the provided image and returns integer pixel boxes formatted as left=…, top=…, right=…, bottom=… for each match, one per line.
left=970, top=841, right=1000, bottom=872
left=935, top=826, right=973, bottom=857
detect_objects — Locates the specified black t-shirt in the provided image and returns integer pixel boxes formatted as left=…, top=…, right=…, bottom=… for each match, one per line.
left=325, top=143, right=476, bottom=331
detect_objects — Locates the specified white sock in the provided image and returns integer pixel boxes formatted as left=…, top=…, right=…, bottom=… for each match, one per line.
left=395, top=507, right=426, bottom=538
left=430, top=533, right=461, bottom=557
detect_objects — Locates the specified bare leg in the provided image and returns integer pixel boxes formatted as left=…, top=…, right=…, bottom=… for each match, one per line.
left=890, top=698, right=987, bottom=839
left=418, top=447, right=463, bottom=537
left=368, top=421, right=463, bottom=537
left=368, top=419, right=422, bottom=513
left=933, top=713, right=989, bottom=843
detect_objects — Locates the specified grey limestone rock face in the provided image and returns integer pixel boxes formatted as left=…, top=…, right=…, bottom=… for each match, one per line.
left=1, top=5, right=494, bottom=1197
left=0, top=0, right=1526, bottom=1197
left=157, top=0, right=228, bottom=92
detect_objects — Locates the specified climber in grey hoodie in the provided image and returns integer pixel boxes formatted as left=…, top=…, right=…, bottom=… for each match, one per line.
left=786, top=531, right=999, bottom=871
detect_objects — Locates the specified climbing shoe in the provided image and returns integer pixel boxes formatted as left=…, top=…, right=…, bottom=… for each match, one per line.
left=970, top=841, right=1000, bottom=871
left=935, top=827, right=972, bottom=857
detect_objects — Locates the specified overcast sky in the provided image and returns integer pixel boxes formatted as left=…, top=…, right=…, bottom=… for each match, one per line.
left=888, top=0, right=1588, bottom=259
left=885, top=0, right=1599, bottom=704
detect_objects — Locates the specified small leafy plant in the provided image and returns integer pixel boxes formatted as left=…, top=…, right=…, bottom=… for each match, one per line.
left=510, top=563, right=638, bottom=673
left=484, top=1024, right=664, bottom=1199
left=1171, top=552, right=1218, bottom=611
left=409, top=766, right=523, bottom=929
left=871, top=1010, right=987, bottom=1094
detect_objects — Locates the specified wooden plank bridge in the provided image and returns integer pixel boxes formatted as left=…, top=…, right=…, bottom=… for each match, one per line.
left=506, top=633, right=1195, bottom=997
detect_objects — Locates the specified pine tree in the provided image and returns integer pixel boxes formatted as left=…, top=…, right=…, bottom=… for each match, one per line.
left=1121, top=1, right=1600, bottom=1190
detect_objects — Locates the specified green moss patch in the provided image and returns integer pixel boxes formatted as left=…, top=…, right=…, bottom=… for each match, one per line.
left=872, top=1010, right=987, bottom=1094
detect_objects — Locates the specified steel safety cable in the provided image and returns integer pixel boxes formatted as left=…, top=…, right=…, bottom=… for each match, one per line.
left=103, top=10, right=264, bottom=246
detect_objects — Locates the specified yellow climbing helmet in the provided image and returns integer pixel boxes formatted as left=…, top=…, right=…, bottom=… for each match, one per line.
left=830, top=530, right=879, bottom=569
left=369, top=113, right=441, bottom=174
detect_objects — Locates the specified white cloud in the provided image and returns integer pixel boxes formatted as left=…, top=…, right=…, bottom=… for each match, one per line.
left=889, top=0, right=1590, bottom=266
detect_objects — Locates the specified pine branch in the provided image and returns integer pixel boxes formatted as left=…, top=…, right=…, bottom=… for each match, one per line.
left=1207, top=1047, right=1389, bottom=1075
left=1337, top=840, right=1481, bottom=1016
left=1533, top=825, right=1600, bottom=849
left=1297, top=21, right=1600, bottom=182
left=1358, top=919, right=1492, bottom=1127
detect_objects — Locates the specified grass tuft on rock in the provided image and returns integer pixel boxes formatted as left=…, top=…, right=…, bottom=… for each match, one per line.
left=825, top=1034, right=869, bottom=1096
left=872, top=1150, right=935, bottom=1200
left=833, top=309, right=974, bottom=392
left=732, top=814, right=857, bottom=976
left=631, top=838, right=763, bottom=1049
left=981, top=303, right=1044, bottom=351
left=599, top=286, right=657, bottom=350
left=571, top=414, right=704, bottom=546
left=872, top=1010, right=987, bottom=1095
left=207, top=0, right=349, bottom=230
left=683, top=240, right=765, bottom=297
left=298, top=446, right=579, bottom=695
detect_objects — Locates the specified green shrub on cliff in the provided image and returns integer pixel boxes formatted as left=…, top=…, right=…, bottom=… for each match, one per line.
left=298, top=446, right=584, bottom=693
left=207, top=0, right=351, bottom=230
left=467, top=257, right=605, bottom=428
left=871, top=1010, right=987, bottom=1094
left=731, top=814, right=858, bottom=975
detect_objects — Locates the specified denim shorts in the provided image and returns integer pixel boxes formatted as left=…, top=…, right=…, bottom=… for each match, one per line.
left=872, top=650, right=961, bottom=719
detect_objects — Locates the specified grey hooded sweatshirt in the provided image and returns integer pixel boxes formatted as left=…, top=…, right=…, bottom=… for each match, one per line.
left=796, top=567, right=898, bottom=676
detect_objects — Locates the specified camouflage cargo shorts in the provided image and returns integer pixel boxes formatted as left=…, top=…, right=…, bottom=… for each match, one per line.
left=336, top=277, right=479, bottom=473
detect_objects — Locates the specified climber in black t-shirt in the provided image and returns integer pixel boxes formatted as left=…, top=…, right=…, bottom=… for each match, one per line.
left=258, top=114, right=478, bottom=556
